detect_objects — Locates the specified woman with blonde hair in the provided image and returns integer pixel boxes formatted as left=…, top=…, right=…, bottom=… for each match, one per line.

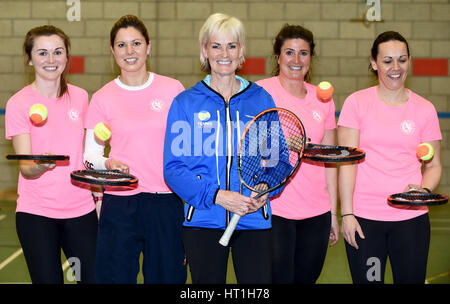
left=164, top=13, right=279, bottom=284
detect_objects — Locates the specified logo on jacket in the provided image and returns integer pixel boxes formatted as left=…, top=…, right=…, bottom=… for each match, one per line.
left=198, top=111, right=211, bottom=121
left=197, top=111, right=213, bottom=128
left=150, top=99, right=164, bottom=112
left=400, top=120, right=415, bottom=135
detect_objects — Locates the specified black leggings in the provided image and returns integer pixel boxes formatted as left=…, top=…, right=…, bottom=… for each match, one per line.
left=271, top=212, right=331, bottom=283
left=345, top=214, right=430, bottom=284
left=16, top=211, right=98, bottom=284
left=183, top=227, right=272, bottom=284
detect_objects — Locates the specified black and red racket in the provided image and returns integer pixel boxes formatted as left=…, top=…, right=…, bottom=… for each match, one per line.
left=388, top=190, right=448, bottom=206
left=219, top=108, right=306, bottom=246
left=6, top=154, right=69, bottom=161
left=303, top=143, right=365, bottom=163
left=70, top=170, right=138, bottom=188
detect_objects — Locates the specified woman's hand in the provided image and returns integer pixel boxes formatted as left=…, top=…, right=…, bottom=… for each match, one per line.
left=329, top=214, right=339, bottom=247
left=36, top=152, right=57, bottom=170
left=105, top=158, right=129, bottom=174
left=248, top=183, right=269, bottom=213
left=405, top=184, right=428, bottom=193
left=215, top=190, right=259, bottom=217
left=341, top=215, right=365, bottom=249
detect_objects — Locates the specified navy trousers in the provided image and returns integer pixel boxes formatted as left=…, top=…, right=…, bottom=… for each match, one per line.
left=95, top=192, right=186, bottom=283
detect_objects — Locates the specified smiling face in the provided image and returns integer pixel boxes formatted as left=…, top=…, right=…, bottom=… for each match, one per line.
left=370, top=40, right=410, bottom=91
left=111, top=26, right=151, bottom=75
left=277, top=38, right=311, bottom=82
left=28, top=35, right=67, bottom=82
left=201, top=31, right=244, bottom=77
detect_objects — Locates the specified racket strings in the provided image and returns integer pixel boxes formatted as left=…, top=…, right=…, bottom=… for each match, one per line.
left=70, top=170, right=138, bottom=186
left=238, top=110, right=304, bottom=189
left=305, top=147, right=351, bottom=157
left=393, top=192, right=444, bottom=201
left=302, top=144, right=365, bottom=162
left=81, top=171, right=129, bottom=181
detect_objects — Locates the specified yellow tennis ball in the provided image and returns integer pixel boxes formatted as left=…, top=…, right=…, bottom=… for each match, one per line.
left=316, top=81, right=334, bottom=101
left=94, top=123, right=112, bottom=141
left=29, top=103, right=48, bottom=125
left=416, top=143, right=434, bottom=161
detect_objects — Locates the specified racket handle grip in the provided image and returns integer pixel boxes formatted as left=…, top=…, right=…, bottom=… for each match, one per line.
left=219, top=214, right=241, bottom=246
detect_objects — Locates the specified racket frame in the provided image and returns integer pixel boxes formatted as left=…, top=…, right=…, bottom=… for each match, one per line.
left=6, top=154, right=70, bottom=161
left=388, top=191, right=448, bottom=206
left=70, top=169, right=138, bottom=187
left=219, top=108, right=306, bottom=246
left=237, top=107, right=306, bottom=198
left=303, top=144, right=365, bottom=163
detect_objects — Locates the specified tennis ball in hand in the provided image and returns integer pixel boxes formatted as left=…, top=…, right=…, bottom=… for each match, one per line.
left=316, top=81, right=334, bottom=101
left=94, top=123, right=111, bottom=141
left=29, top=104, right=48, bottom=125
left=416, top=143, right=434, bottom=161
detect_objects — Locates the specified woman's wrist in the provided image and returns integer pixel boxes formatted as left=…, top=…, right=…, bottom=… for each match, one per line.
left=422, top=187, right=432, bottom=193
left=105, top=158, right=111, bottom=170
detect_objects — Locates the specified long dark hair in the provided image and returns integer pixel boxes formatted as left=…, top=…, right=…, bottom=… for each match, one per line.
left=23, top=25, right=71, bottom=98
left=370, top=31, right=410, bottom=76
left=272, top=24, right=315, bottom=82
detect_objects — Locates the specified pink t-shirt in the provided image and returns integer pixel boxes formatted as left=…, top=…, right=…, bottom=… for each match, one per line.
left=338, top=86, right=442, bottom=221
left=257, top=77, right=336, bottom=219
left=5, top=85, right=94, bottom=219
left=85, top=73, right=184, bottom=195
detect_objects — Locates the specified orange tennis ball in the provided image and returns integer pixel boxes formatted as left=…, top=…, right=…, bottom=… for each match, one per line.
left=94, top=123, right=112, bottom=141
left=29, top=104, right=48, bottom=125
left=316, top=81, right=334, bottom=101
left=416, top=143, right=434, bottom=161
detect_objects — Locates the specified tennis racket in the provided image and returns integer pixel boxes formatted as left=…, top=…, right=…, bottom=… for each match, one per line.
left=70, top=170, right=138, bottom=188
left=303, top=144, right=365, bottom=163
left=6, top=154, right=69, bottom=161
left=219, top=108, right=306, bottom=246
left=388, top=190, right=448, bottom=206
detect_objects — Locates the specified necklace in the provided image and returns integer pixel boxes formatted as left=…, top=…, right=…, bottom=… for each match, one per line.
left=212, top=79, right=239, bottom=101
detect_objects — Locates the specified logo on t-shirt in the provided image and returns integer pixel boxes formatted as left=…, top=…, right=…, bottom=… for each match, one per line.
left=150, top=99, right=164, bottom=112
left=400, top=120, right=415, bottom=135
left=312, top=110, right=322, bottom=122
left=68, top=108, right=80, bottom=121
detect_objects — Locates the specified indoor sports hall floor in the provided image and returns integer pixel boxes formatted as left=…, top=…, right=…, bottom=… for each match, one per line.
left=0, top=198, right=448, bottom=284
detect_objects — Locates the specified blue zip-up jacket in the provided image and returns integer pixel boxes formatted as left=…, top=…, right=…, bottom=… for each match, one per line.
left=163, top=80, right=285, bottom=230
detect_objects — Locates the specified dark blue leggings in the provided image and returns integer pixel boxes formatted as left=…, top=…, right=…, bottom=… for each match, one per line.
left=16, top=210, right=98, bottom=284
left=345, top=214, right=430, bottom=284
left=271, top=212, right=331, bottom=283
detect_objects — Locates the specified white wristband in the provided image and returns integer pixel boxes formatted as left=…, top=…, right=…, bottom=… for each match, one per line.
left=83, top=129, right=108, bottom=170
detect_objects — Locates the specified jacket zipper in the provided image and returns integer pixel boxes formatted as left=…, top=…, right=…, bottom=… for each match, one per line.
left=200, top=81, right=253, bottom=227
